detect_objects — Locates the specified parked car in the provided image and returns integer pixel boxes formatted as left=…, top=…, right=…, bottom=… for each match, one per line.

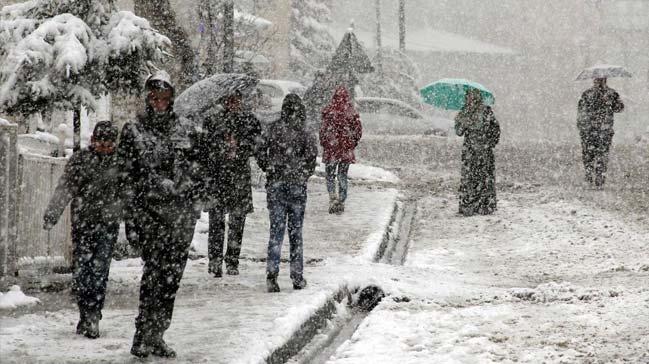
left=355, top=97, right=454, bottom=136
left=251, top=79, right=307, bottom=128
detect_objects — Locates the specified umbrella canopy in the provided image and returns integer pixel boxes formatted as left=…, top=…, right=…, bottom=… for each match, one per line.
left=175, top=73, right=259, bottom=120
left=575, top=64, right=632, bottom=80
left=420, top=78, right=495, bottom=111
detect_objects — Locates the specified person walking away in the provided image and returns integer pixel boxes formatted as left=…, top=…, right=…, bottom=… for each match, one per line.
left=319, top=86, right=362, bottom=214
left=257, top=94, right=317, bottom=293
left=43, top=121, right=122, bottom=339
left=455, top=88, right=501, bottom=216
left=200, top=90, right=263, bottom=277
left=577, top=77, right=624, bottom=187
left=119, top=71, right=201, bottom=358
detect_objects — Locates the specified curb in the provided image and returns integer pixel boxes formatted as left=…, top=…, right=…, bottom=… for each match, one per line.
left=264, top=197, right=403, bottom=363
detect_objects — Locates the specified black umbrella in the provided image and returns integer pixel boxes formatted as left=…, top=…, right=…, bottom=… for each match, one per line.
left=175, top=73, right=259, bottom=120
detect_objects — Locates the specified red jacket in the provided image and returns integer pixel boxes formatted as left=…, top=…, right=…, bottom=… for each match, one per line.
left=319, top=87, right=362, bottom=163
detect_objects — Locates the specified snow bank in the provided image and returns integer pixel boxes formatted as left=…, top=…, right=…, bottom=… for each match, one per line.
left=0, top=285, right=40, bottom=310
left=0, top=117, right=15, bottom=126
left=316, top=158, right=400, bottom=184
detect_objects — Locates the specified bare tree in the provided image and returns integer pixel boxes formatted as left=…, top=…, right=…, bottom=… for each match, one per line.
left=375, top=0, right=383, bottom=76
left=222, top=0, right=235, bottom=73
left=399, top=0, right=406, bottom=52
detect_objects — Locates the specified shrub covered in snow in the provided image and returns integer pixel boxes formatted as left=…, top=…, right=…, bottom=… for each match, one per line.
left=0, top=0, right=169, bottom=116
left=289, top=0, right=336, bottom=82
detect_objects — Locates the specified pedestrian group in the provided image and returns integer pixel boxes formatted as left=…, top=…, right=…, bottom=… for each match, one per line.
left=41, top=69, right=623, bottom=358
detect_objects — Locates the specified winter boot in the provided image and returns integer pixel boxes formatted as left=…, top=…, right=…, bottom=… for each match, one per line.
left=334, top=200, right=345, bottom=215
left=130, top=331, right=151, bottom=358
left=226, top=264, right=239, bottom=276
left=328, top=195, right=339, bottom=214
left=76, top=311, right=100, bottom=339
left=150, top=334, right=177, bottom=358
left=267, top=272, right=280, bottom=293
left=208, top=261, right=222, bottom=278
left=292, top=277, right=307, bottom=290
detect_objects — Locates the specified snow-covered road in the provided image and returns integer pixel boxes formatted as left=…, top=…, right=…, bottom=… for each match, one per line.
left=326, top=188, right=649, bottom=363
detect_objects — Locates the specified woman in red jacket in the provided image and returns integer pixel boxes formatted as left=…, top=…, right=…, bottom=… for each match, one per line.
left=319, top=86, right=362, bottom=214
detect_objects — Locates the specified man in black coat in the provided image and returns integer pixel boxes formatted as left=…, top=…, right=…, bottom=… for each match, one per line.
left=577, top=78, right=624, bottom=187
left=43, top=120, right=122, bottom=339
left=200, top=91, right=263, bottom=277
left=257, top=94, right=317, bottom=292
left=119, top=71, right=201, bottom=358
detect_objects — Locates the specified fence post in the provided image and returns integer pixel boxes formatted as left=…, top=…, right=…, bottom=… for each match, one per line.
left=0, top=124, right=19, bottom=277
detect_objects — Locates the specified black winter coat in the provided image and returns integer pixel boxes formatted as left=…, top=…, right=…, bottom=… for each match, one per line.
left=199, top=108, right=263, bottom=213
left=258, top=99, right=318, bottom=184
left=43, top=147, right=124, bottom=229
left=577, top=86, right=624, bottom=136
left=118, top=110, right=201, bottom=224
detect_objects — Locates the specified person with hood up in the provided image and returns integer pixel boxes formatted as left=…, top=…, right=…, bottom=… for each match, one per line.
left=43, top=121, right=122, bottom=339
left=319, top=86, right=362, bottom=214
left=119, top=70, right=201, bottom=358
left=577, top=77, right=624, bottom=187
left=257, top=94, right=318, bottom=293
left=200, top=90, right=263, bottom=277
left=455, top=88, right=501, bottom=216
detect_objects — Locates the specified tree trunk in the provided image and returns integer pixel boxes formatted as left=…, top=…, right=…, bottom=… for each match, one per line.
left=133, top=0, right=195, bottom=89
left=375, top=0, right=383, bottom=76
left=399, top=0, right=406, bottom=52
left=73, top=108, right=81, bottom=152
left=223, top=0, right=235, bottom=73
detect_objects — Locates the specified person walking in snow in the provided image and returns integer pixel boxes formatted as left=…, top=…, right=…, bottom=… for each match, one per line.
left=319, top=86, right=362, bottom=214
left=43, top=121, right=122, bottom=339
left=455, top=88, right=501, bottom=216
left=199, top=90, right=263, bottom=277
left=119, top=71, right=201, bottom=358
left=258, top=94, right=318, bottom=293
left=577, top=77, right=624, bottom=187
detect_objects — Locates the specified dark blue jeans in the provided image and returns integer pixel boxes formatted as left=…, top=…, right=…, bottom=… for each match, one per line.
left=325, top=162, right=349, bottom=202
left=266, top=182, right=307, bottom=280
left=73, top=221, right=118, bottom=318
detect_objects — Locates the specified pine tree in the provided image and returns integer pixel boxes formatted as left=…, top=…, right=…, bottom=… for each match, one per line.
left=289, top=0, right=336, bottom=82
left=0, top=0, right=169, bottom=116
left=362, top=48, right=421, bottom=107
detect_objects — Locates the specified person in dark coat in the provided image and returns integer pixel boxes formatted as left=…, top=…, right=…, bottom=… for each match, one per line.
left=577, top=78, right=624, bottom=187
left=200, top=90, right=263, bottom=277
left=43, top=120, right=121, bottom=339
left=319, top=86, right=362, bottom=214
left=257, top=94, right=318, bottom=293
left=119, top=70, right=201, bottom=358
left=455, top=88, right=501, bottom=216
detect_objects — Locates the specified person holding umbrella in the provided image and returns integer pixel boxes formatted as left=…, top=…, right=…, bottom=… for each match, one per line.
left=319, top=85, right=362, bottom=214
left=577, top=77, right=625, bottom=187
left=200, top=90, right=263, bottom=277
left=455, top=88, right=501, bottom=216
left=119, top=70, right=201, bottom=358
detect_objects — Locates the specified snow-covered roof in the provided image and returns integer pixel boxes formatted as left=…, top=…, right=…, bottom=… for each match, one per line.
left=331, top=25, right=516, bottom=55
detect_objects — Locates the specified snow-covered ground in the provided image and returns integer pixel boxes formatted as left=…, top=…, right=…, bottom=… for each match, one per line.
left=0, top=181, right=399, bottom=363
left=325, top=190, right=649, bottom=363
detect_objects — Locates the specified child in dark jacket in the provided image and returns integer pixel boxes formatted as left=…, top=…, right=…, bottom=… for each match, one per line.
left=258, top=94, right=318, bottom=293
left=43, top=120, right=123, bottom=339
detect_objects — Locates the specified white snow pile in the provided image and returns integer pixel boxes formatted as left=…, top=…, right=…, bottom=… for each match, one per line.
left=0, top=117, right=14, bottom=125
left=0, top=285, right=40, bottom=310
left=315, top=158, right=401, bottom=184
left=510, top=281, right=620, bottom=303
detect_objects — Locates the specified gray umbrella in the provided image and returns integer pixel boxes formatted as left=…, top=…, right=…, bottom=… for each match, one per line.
left=575, top=64, right=632, bottom=80
left=175, top=73, right=259, bottom=120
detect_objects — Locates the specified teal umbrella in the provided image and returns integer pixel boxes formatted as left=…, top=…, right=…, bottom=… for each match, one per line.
left=420, top=78, right=495, bottom=111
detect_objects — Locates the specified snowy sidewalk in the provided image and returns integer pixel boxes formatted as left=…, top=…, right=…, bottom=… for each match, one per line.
left=325, top=190, right=649, bottom=363
left=0, top=180, right=398, bottom=363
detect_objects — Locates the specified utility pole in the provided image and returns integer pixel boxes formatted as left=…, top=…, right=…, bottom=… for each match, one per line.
left=375, top=0, right=383, bottom=76
left=398, top=0, right=406, bottom=52
left=223, top=0, right=235, bottom=73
